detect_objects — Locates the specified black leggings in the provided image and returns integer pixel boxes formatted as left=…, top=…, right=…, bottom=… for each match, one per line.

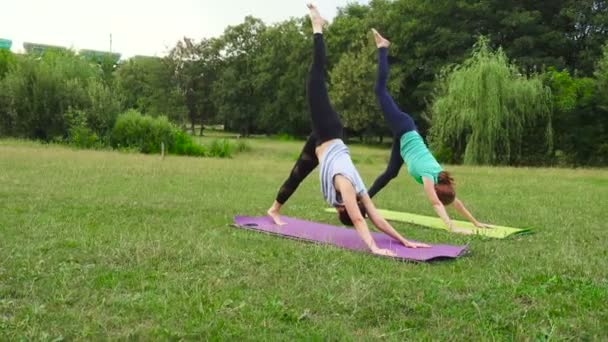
left=274, top=34, right=343, bottom=204
left=368, top=48, right=416, bottom=198
left=308, top=33, right=343, bottom=145
left=275, top=134, right=319, bottom=204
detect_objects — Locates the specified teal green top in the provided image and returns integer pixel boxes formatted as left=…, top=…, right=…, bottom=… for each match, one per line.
left=400, top=131, right=443, bottom=184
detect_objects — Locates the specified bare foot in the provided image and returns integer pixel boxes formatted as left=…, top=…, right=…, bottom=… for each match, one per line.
left=371, top=28, right=390, bottom=48
left=267, top=207, right=286, bottom=226
left=307, top=3, right=327, bottom=33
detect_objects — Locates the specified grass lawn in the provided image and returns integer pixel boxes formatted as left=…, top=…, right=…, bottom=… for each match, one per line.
left=1, top=138, right=607, bottom=340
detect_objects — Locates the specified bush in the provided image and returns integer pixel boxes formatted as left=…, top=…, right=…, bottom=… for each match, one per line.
left=209, top=139, right=234, bottom=158
left=111, top=110, right=176, bottom=153
left=171, top=130, right=207, bottom=156
left=66, top=109, right=99, bottom=149
left=272, top=133, right=297, bottom=141
left=69, top=126, right=99, bottom=149
left=111, top=110, right=216, bottom=157
left=235, top=140, right=251, bottom=153
left=85, top=80, right=121, bottom=141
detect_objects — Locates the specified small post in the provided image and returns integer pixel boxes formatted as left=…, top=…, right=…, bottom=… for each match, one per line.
left=161, top=142, right=165, bottom=160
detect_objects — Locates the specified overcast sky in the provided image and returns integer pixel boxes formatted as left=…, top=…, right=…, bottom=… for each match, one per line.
left=1, top=0, right=367, bottom=58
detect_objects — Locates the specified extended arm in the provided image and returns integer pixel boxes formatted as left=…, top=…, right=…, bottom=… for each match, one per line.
left=453, top=198, right=492, bottom=228
left=360, top=194, right=429, bottom=248
left=336, top=176, right=395, bottom=256
left=422, top=177, right=471, bottom=234
left=423, top=177, right=452, bottom=229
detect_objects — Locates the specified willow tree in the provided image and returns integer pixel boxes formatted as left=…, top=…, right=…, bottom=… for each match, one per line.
left=429, top=37, right=553, bottom=165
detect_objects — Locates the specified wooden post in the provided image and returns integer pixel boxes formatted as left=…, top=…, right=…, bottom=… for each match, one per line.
left=161, top=142, right=165, bottom=160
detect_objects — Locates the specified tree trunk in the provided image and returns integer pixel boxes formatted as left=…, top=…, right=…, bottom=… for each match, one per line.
left=185, top=89, right=197, bottom=135
left=198, top=110, right=204, bottom=136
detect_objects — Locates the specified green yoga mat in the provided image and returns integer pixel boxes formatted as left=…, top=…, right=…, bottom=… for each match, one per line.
left=324, top=208, right=531, bottom=239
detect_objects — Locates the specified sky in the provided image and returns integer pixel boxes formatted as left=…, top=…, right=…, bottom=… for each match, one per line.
left=1, top=0, right=367, bottom=58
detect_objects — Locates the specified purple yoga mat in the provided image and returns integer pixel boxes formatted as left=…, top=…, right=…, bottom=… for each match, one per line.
left=233, top=216, right=468, bottom=262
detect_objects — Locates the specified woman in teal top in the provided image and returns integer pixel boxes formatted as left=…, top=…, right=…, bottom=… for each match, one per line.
left=368, top=29, right=491, bottom=234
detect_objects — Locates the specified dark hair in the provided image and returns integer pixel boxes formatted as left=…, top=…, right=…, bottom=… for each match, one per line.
left=338, top=209, right=353, bottom=226
left=337, top=201, right=367, bottom=226
left=434, top=171, right=455, bottom=205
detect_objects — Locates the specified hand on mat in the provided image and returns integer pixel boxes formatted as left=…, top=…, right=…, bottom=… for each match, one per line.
left=371, top=247, right=397, bottom=257
left=474, top=222, right=494, bottom=229
left=402, top=240, right=431, bottom=249
left=267, top=208, right=286, bottom=226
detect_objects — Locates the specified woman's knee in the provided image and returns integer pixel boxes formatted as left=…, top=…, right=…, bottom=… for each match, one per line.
left=403, top=115, right=416, bottom=131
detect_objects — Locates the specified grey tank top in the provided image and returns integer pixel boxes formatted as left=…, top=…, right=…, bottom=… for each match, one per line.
left=319, top=140, right=367, bottom=206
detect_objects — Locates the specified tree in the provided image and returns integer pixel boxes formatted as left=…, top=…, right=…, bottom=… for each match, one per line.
left=539, top=43, right=608, bottom=166
left=0, top=50, right=16, bottom=79
left=429, top=37, right=553, bottom=165
left=595, top=43, right=608, bottom=109
left=253, top=18, right=311, bottom=136
left=0, top=50, right=99, bottom=139
left=543, top=68, right=598, bottom=165
left=168, top=37, right=221, bottom=135
left=213, top=16, right=266, bottom=136
left=85, top=80, right=122, bottom=139
left=115, top=56, right=186, bottom=123
left=592, top=43, right=608, bottom=164
left=559, top=0, right=608, bottom=74
left=0, top=50, right=17, bottom=135
left=329, top=41, right=401, bottom=141
left=326, top=3, right=372, bottom=65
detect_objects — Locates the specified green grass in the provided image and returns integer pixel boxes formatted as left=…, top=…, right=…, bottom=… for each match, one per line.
left=1, top=138, right=607, bottom=340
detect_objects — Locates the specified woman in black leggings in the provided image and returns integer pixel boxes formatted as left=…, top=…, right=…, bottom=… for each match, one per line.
left=267, top=4, right=429, bottom=255
left=267, top=134, right=319, bottom=225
